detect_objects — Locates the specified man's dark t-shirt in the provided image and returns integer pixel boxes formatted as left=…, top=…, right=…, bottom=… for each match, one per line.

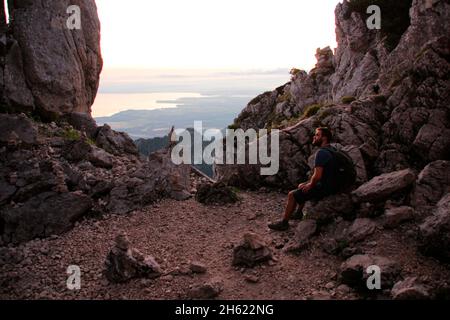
left=314, top=147, right=337, bottom=194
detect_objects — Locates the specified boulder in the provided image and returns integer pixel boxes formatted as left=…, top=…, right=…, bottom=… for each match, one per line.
left=232, top=233, right=273, bottom=267
left=0, top=113, right=38, bottom=146
left=88, top=147, right=113, bottom=169
left=96, top=124, right=139, bottom=156
left=341, top=145, right=368, bottom=184
left=352, top=169, right=416, bottom=203
left=0, top=179, right=17, bottom=205
left=104, top=234, right=162, bottom=283
left=391, top=277, right=430, bottom=300
left=412, top=161, right=450, bottom=208
left=195, top=182, right=239, bottom=205
left=0, top=192, right=93, bottom=244
left=63, top=112, right=99, bottom=139
left=63, top=139, right=93, bottom=162
left=346, top=218, right=377, bottom=243
left=304, top=193, right=354, bottom=225
left=340, top=254, right=401, bottom=289
left=419, top=193, right=450, bottom=262
left=284, top=219, right=317, bottom=253
left=383, top=206, right=414, bottom=229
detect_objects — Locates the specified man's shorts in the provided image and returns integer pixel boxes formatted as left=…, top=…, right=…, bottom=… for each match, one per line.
left=293, top=186, right=328, bottom=204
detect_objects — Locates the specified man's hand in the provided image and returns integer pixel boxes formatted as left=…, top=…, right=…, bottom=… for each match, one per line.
left=298, top=182, right=307, bottom=189
left=299, top=183, right=313, bottom=192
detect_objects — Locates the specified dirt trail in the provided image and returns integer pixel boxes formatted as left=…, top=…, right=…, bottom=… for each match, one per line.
left=1, top=188, right=449, bottom=300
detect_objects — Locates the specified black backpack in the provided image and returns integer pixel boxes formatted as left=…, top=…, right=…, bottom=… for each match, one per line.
left=322, top=146, right=357, bottom=192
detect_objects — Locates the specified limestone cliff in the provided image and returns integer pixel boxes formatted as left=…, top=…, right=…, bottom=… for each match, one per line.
left=217, top=0, right=450, bottom=189
left=0, top=0, right=103, bottom=119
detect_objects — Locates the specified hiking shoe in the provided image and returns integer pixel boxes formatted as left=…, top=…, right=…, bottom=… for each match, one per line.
left=268, top=220, right=289, bottom=231
left=291, top=209, right=304, bottom=220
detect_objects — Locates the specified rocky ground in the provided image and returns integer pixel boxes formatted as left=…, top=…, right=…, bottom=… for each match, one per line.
left=1, top=174, right=449, bottom=300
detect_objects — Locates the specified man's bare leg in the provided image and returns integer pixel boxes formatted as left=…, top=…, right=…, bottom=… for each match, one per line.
left=269, top=191, right=304, bottom=231
left=283, top=190, right=298, bottom=220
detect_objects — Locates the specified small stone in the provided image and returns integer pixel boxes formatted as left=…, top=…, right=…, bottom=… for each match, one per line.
left=325, top=282, right=336, bottom=290
left=245, top=275, right=260, bottom=283
left=40, top=246, right=49, bottom=255
left=115, top=233, right=130, bottom=251
left=161, top=275, right=174, bottom=281
left=188, top=280, right=223, bottom=299
left=336, top=284, right=351, bottom=294
left=189, top=261, right=207, bottom=274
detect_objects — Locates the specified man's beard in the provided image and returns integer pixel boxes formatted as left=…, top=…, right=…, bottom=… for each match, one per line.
left=312, top=139, right=322, bottom=147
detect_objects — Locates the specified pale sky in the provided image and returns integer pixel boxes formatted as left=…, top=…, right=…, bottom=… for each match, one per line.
left=95, top=0, right=341, bottom=71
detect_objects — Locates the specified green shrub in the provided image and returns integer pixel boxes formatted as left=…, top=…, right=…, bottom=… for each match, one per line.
left=63, top=128, right=81, bottom=141
left=303, top=104, right=323, bottom=118
left=341, top=96, right=356, bottom=104
left=277, top=91, right=292, bottom=103
left=345, top=0, right=413, bottom=51
left=87, top=138, right=97, bottom=146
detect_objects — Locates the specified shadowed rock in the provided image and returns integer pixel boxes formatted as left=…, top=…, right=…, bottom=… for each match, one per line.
left=304, top=193, right=354, bottom=225
left=419, top=193, right=450, bottom=262
left=340, top=254, right=401, bottom=290
left=383, top=206, right=414, bottom=229
left=0, top=192, right=93, bottom=244
left=196, top=182, right=239, bottom=205
left=391, top=277, right=430, bottom=300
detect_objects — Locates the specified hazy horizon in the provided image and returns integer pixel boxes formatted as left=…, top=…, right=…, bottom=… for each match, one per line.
left=92, top=0, right=341, bottom=135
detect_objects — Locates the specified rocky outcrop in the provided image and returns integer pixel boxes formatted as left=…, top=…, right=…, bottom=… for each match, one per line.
left=0, top=114, right=192, bottom=244
left=330, top=0, right=385, bottom=100
left=95, top=124, right=139, bottom=156
left=217, top=0, right=450, bottom=195
left=1, top=191, right=93, bottom=244
left=1, top=0, right=103, bottom=118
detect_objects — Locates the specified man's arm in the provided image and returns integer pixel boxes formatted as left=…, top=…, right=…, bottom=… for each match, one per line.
left=299, top=167, right=323, bottom=192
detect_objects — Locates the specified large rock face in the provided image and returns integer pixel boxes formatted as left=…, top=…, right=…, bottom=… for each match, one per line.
left=1, top=0, right=103, bottom=118
left=216, top=0, right=450, bottom=192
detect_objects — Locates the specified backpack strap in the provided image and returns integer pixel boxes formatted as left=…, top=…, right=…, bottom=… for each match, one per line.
left=320, top=146, right=337, bottom=156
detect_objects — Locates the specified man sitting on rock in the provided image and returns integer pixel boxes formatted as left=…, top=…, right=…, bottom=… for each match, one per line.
left=269, top=127, right=338, bottom=231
